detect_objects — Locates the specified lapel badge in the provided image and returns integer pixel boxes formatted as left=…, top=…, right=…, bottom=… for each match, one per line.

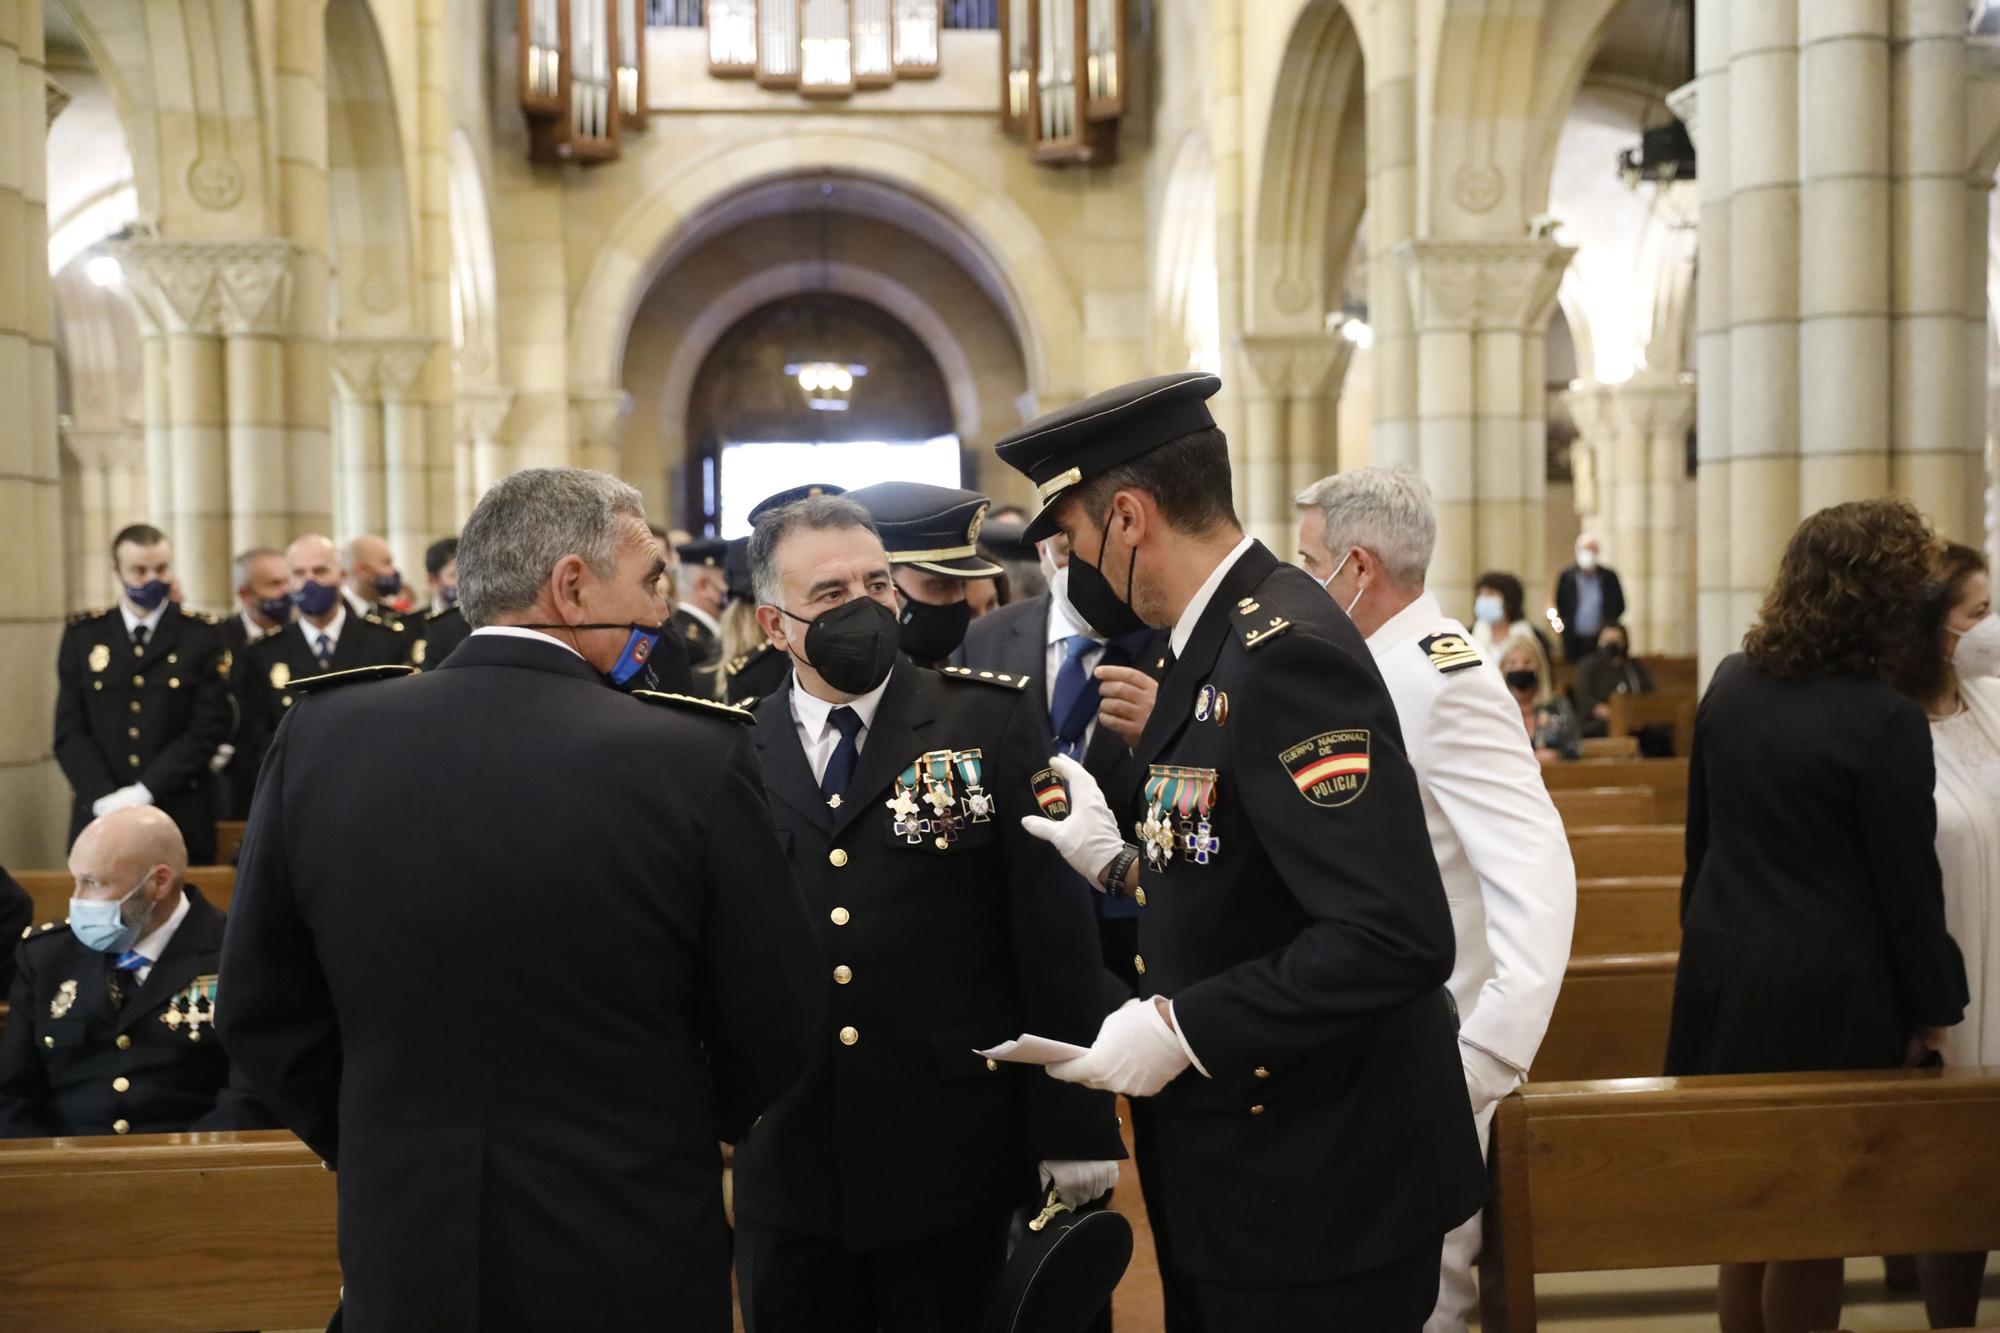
left=1214, top=692, right=1230, bottom=726
left=826, top=793, right=844, bottom=810
left=269, top=661, right=291, bottom=689
left=1031, top=768, right=1071, bottom=819
left=1194, top=685, right=1214, bottom=722
left=50, top=978, right=78, bottom=1019
left=88, top=643, right=110, bottom=673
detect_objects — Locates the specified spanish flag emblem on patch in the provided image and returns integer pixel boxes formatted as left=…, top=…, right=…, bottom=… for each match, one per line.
left=1279, top=729, right=1372, bottom=808
left=1030, top=767, right=1071, bottom=819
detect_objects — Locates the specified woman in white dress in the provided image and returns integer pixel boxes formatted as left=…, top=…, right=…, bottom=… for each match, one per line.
left=1917, top=541, right=2000, bottom=1329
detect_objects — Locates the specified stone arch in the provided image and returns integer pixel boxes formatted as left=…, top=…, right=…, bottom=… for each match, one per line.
left=326, top=0, right=417, bottom=332
left=570, top=130, right=1080, bottom=403
left=448, top=130, right=500, bottom=382
left=1153, top=131, right=1221, bottom=371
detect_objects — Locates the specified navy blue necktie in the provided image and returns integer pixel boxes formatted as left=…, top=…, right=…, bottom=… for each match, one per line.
left=1049, top=635, right=1100, bottom=759
left=820, top=706, right=864, bottom=798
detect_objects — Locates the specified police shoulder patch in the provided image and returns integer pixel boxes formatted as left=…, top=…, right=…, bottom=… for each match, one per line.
left=631, top=690, right=754, bottom=723
left=938, top=665, right=1029, bottom=690
left=293, top=664, right=417, bottom=694
left=1418, top=632, right=1483, bottom=675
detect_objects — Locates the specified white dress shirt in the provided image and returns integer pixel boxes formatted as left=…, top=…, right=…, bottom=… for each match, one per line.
left=238, top=609, right=279, bottom=645
left=789, top=671, right=892, bottom=786
left=127, top=890, right=191, bottom=985
left=301, top=603, right=349, bottom=660
left=1043, top=568, right=1110, bottom=752
left=119, top=599, right=168, bottom=640
left=1168, top=535, right=1256, bottom=659
left=469, top=625, right=585, bottom=659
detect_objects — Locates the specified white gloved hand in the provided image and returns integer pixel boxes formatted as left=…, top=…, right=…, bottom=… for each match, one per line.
left=1020, top=753, right=1127, bottom=890
left=1047, top=997, right=1191, bottom=1098
left=1040, top=1158, right=1119, bottom=1206
left=1461, top=1039, right=1522, bottom=1119
left=91, top=783, right=154, bottom=818
left=208, top=742, right=236, bottom=774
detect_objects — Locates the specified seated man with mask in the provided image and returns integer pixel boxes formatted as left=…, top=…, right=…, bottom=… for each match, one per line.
left=0, top=806, right=268, bottom=1137
left=731, top=491, right=1123, bottom=1333
left=846, top=481, right=1004, bottom=667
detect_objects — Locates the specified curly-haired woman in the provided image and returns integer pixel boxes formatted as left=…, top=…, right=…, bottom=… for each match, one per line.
left=1663, top=498, right=1968, bottom=1333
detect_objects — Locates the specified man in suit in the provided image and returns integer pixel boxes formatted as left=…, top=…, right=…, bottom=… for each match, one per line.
left=54, top=523, right=233, bottom=864
left=731, top=492, right=1123, bottom=1333
left=673, top=536, right=729, bottom=674
left=218, top=467, right=823, bottom=1331
left=342, top=534, right=411, bottom=623
left=997, top=372, right=1484, bottom=1331
left=717, top=486, right=849, bottom=706
left=1298, top=467, right=1576, bottom=1332
left=0, top=867, right=31, bottom=995
left=235, top=534, right=410, bottom=802
left=1, top=808, right=269, bottom=1137
left=1553, top=534, right=1626, bottom=664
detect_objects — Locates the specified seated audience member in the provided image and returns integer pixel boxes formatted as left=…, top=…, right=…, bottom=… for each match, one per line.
left=1471, top=569, right=1554, bottom=674
left=965, top=574, right=1005, bottom=619
left=0, top=866, right=29, bottom=994
left=1570, top=622, right=1655, bottom=736
left=1500, top=638, right=1578, bottom=764
left=0, top=808, right=271, bottom=1137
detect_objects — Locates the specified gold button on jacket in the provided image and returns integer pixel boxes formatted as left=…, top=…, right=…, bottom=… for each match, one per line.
left=838, top=1026, right=859, bottom=1046
left=828, top=848, right=849, bottom=868
left=112, top=1076, right=130, bottom=1093
left=832, top=965, right=853, bottom=984
left=830, top=906, right=850, bottom=926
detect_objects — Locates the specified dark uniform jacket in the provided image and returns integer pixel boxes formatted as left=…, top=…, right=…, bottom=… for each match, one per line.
left=1125, top=542, right=1483, bottom=1285
left=235, top=611, right=410, bottom=802
left=0, top=887, right=271, bottom=1137
left=1666, top=655, right=1967, bottom=1076
left=734, top=660, right=1124, bottom=1252
left=0, top=868, right=30, bottom=996
left=54, top=605, right=233, bottom=864
left=717, top=643, right=791, bottom=705
left=218, top=613, right=285, bottom=820
left=216, top=633, right=824, bottom=1332
left=673, top=607, right=722, bottom=672
left=413, top=603, right=472, bottom=669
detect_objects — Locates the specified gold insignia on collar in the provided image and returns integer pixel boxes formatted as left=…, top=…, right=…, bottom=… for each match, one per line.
left=88, top=643, right=110, bottom=673
left=269, top=661, right=291, bottom=689
left=217, top=649, right=233, bottom=682
left=50, top=978, right=78, bottom=1019
left=412, top=639, right=428, bottom=666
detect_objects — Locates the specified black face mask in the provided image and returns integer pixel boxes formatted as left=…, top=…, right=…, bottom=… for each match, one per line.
left=1601, top=642, right=1627, bottom=661
left=896, top=593, right=973, bottom=663
left=1065, top=509, right=1149, bottom=640
left=1504, top=669, right=1540, bottom=695
left=783, top=596, right=901, bottom=695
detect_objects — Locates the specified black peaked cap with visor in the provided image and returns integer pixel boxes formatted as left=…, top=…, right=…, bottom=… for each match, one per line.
left=845, top=481, right=1004, bottom=579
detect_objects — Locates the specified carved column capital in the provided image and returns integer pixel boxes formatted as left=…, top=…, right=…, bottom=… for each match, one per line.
left=109, top=238, right=306, bottom=337
left=456, top=385, right=516, bottom=444
left=333, top=336, right=438, bottom=403
left=570, top=389, right=633, bottom=447
left=1394, top=238, right=1575, bottom=333
left=1235, top=333, right=1356, bottom=397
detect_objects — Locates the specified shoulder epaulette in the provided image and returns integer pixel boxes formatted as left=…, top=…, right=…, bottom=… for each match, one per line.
left=176, top=606, right=219, bottom=624
left=66, top=607, right=106, bottom=626
left=20, top=919, right=70, bottom=943
left=1232, top=596, right=1292, bottom=651
left=631, top=690, right=755, bottom=723
left=939, top=665, right=1030, bottom=690
left=1418, top=631, right=1484, bottom=675
left=293, top=664, right=416, bottom=694
left=364, top=613, right=409, bottom=634
left=722, top=652, right=751, bottom=675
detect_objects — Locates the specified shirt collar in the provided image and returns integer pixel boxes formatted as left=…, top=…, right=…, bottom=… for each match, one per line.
left=1365, top=589, right=1445, bottom=656
left=303, top=601, right=348, bottom=647
left=790, top=666, right=892, bottom=740
left=1170, top=535, right=1257, bottom=659
left=239, top=608, right=277, bottom=643
left=130, top=888, right=191, bottom=966
left=469, top=625, right=586, bottom=660
left=1044, top=567, right=1095, bottom=646
left=119, top=599, right=168, bottom=637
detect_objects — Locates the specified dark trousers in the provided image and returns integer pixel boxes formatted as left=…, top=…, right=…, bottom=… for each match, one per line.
left=1195, top=1237, right=1444, bottom=1333
left=736, top=1214, right=1011, bottom=1333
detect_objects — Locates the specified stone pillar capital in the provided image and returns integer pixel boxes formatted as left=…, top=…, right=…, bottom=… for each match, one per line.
left=1565, top=374, right=1696, bottom=440
left=1666, top=81, right=1698, bottom=153
left=456, top=386, right=516, bottom=444
left=109, top=238, right=306, bottom=337
left=333, top=336, right=437, bottom=402
left=1234, top=333, right=1355, bottom=396
left=45, top=79, right=69, bottom=128
left=1394, top=238, right=1575, bottom=333
left=570, top=389, right=633, bottom=447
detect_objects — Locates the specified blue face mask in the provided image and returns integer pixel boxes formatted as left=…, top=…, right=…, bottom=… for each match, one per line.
left=68, top=870, right=151, bottom=955
left=256, top=593, right=295, bottom=624
left=519, top=621, right=666, bottom=691
left=125, top=579, right=172, bottom=612
left=373, top=571, right=403, bottom=598
left=293, top=579, right=340, bottom=618
left=1473, top=593, right=1505, bottom=625
left=439, top=585, right=459, bottom=609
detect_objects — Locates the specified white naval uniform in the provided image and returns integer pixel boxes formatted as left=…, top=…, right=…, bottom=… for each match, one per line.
left=1365, top=591, right=1577, bottom=1333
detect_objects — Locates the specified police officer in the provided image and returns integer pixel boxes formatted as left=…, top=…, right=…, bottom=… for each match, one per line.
left=716, top=486, right=849, bottom=705
left=54, top=523, right=233, bottom=864
left=343, top=534, right=411, bottom=623
left=731, top=492, right=1123, bottom=1333
left=673, top=537, right=729, bottom=673
left=413, top=537, right=471, bottom=668
left=1297, top=466, right=1577, bottom=1332
left=223, top=546, right=294, bottom=655
left=995, top=372, right=1484, bottom=1330
left=0, top=808, right=268, bottom=1137
left=237, top=533, right=409, bottom=796
left=847, top=481, right=1001, bottom=666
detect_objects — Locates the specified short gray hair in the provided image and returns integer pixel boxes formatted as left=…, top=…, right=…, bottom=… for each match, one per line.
left=1294, top=466, right=1436, bottom=588
left=750, top=495, right=879, bottom=609
left=232, top=546, right=282, bottom=588
left=458, top=468, right=648, bottom=627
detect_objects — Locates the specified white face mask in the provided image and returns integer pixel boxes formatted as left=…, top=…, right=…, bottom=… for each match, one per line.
left=1316, top=549, right=1364, bottom=619
left=1575, top=550, right=1598, bottom=572
left=1949, top=613, right=2000, bottom=679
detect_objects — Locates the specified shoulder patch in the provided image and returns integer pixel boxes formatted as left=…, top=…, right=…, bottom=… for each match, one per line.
left=631, top=690, right=755, bottom=723
left=1418, top=632, right=1484, bottom=675
left=67, top=607, right=106, bottom=626
left=939, top=665, right=1030, bottom=690
left=293, top=664, right=417, bottom=694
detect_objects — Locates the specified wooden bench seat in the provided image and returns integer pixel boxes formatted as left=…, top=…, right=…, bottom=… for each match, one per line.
left=216, top=819, right=248, bottom=864
left=1567, top=825, right=1683, bottom=880
left=1543, top=756, right=1688, bottom=805
left=0, top=1130, right=338, bottom=1332
left=1481, top=1068, right=2000, bottom=1332
left=13, top=865, right=236, bottom=926
left=1572, top=877, right=1679, bottom=956
left=1549, top=786, right=1658, bottom=828
left=1529, top=952, right=1676, bottom=1084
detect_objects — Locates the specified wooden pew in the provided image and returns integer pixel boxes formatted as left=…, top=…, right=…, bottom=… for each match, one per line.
left=1549, top=786, right=1657, bottom=828
left=1636, top=654, right=1700, bottom=697
left=215, top=819, right=248, bottom=863
left=1576, top=736, right=1638, bottom=760
left=0, top=1130, right=340, bottom=1332
left=1608, top=692, right=1696, bottom=755
left=1567, top=825, right=1683, bottom=880
left=1542, top=756, right=1688, bottom=806
left=1480, top=1068, right=2000, bottom=1333
left=13, top=866, right=237, bottom=925
left=1529, top=952, right=1676, bottom=1083
left=1572, top=877, right=1679, bottom=956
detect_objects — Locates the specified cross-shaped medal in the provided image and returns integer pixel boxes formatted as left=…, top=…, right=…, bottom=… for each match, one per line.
left=887, top=788, right=923, bottom=842
left=1182, top=820, right=1220, bottom=865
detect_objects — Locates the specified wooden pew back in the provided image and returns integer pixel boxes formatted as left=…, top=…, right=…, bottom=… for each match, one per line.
left=1567, top=826, right=1683, bottom=880
left=1608, top=692, right=1696, bottom=754
left=13, top=866, right=236, bottom=926
left=1482, top=1068, right=2000, bottom=1332
left=1529, top=952, right=1676, bottom=1083
left=0, top=1131, right=339, bottom=1332
left=1572, top=877, right=1679, bottom=955
left=215, top=819, right=248, bottom=864
left=1549, top=786, right=1657, bottom=827
left=1542, top=756, right=1688, bottom=805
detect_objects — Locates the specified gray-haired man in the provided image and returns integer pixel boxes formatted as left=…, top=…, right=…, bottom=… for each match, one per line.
left=1295, top=466, right=1577, bottom=1332
left=220, top=467, right=824, bottom=1331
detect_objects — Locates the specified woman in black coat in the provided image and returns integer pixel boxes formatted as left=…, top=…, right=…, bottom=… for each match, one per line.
left=1666, top=498, right=1968, bottom=1333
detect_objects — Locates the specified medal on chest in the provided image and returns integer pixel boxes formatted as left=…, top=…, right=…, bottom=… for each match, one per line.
left=888, top=749, right=972, bottom=849
left=159, top=974, right=218, bottom=1042
left=1138, top=765, right=1221, bottom=872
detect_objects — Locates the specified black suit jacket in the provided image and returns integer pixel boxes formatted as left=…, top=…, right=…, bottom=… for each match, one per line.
left=0, top=868, right=32, bottom=996
left=733, top=661, right=1123, bottom=1252
left=217, top=633, right=823, bottom=1332
left=0, top=887, right=271, bottom=1137
left=1554, top=565, right=1626, bottom=641
left=54, top=606, right=232, bottom=862
left=1126, top=541, right=1483, bottom=1283
left=218, top=614, right=285, bottom=820
left=673, top=608, right=722, bottom=672
left=234, top=613, right=411, bottom=804
left=1666, top=655, right=1967, bottom=1076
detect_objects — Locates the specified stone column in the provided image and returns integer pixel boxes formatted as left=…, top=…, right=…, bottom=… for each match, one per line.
left=1363, top=0, right=1420, bottom=468
left=378, top=339, right=439, bottom=567
left=272, top=0, right=334, bottom=548
left=571, top=390, right=632, bottom=477
left=1237, top=334, right=1352, bottom=547
left=331, top=341, right=386, bottom=541
left=217, top=242, right=307, bottom=554
left=1568, top=376, right=1696, bottom=654
left=1397, top=239, right=1573, bottom=616
left=458, top=386, right=516, bottom=514
left=63, top=424, right=149, bottom=610
left=0, top=0, right=67, bottom=863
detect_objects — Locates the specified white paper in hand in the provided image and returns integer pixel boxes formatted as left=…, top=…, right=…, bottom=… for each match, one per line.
left=975, top=1034, right=1092, bottom=1066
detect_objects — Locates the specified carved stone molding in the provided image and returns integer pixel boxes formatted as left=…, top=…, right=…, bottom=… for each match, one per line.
left=570, top=389, right=633, bottom=447
left=109, top=239, right=306, bottom=338
left=45, top=79, right=69, bottom=128
left=1235, top=334, right=1355, bottom=398
left=333, top=337, right=438, bottom=403
left=1666, top=82, right=1699, bottom=155
left=1395, top=238, right=1575, bottom=333
left=455, top=386, right=516, bottom=445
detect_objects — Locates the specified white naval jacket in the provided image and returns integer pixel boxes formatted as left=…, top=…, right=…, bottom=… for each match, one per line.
left=1366, top=591, right=1577, bottom=1085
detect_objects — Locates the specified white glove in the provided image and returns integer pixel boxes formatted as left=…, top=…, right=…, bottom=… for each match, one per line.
left=1020, top=753, right=1127, bottom=890
left=91, top=783, right=154, bottom=817
left=1047, top=996, right=1191, bottom=1097
left=1040, top=1158, right=1119, bottom=1206
left=1461, top=1039, right=1522, bottom=1119
left=208, top=743, right=236, bottom=774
